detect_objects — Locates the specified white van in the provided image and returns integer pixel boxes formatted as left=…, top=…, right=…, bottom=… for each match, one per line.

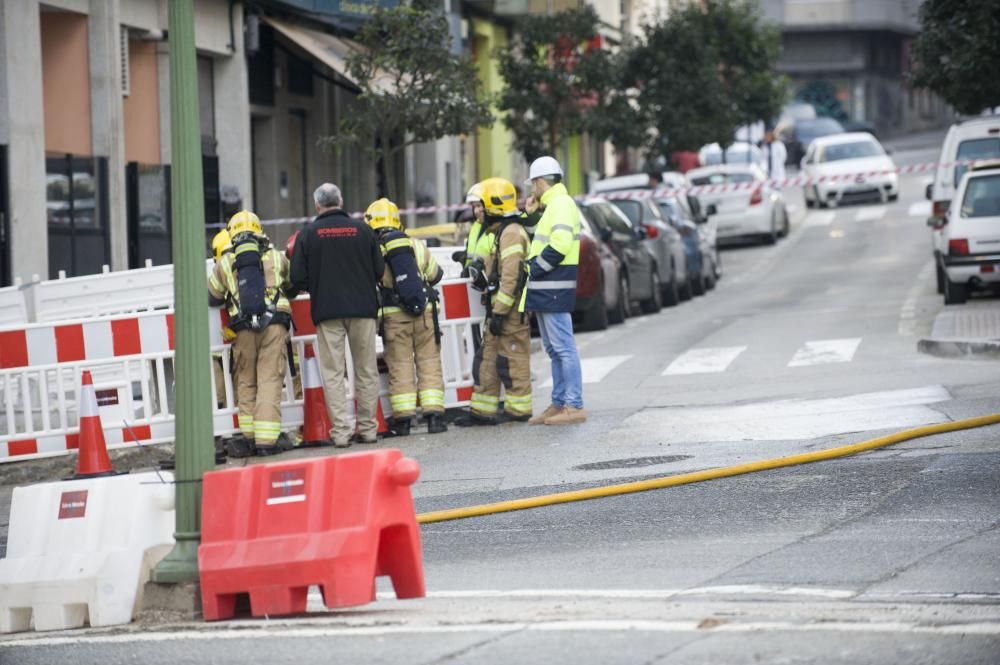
left=927, top=118, right=1000, bottom=291
left=940, top=161, right=1000, bottom=304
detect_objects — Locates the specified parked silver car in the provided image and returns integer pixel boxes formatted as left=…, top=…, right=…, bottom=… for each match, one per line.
left=608, top=196, right=691, bottom=305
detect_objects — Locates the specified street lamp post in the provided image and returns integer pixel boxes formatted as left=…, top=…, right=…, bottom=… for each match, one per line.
left=151, top=0, right=216, bottom=583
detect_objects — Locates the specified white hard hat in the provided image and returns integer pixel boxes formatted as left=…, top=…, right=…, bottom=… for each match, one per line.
left=528, top=156, right=563, bottom=180
left=465, top=182, right=483, bottom=203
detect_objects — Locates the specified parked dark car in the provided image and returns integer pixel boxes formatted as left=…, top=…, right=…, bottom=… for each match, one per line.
left=655, top=196, right=716, bottom=295
left=569, top=203, right=624, bottom=331
left=775, top=117, right=845, bottom=166
left=578, top=197, right=662, bottom=319
left=606, top=197, right=689, bottom=305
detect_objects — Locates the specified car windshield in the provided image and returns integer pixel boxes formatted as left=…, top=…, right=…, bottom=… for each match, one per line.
left=610, top=200, right=641, bottom=227
left=955, top=138, right=1000, bottom=186
left=689, top=172, right=755, bottom=186
left=798, top=118, right=844, bottom=142
left=961, top=174, right=1000, bottom=218
left=820, top=140, right=883, bottom=162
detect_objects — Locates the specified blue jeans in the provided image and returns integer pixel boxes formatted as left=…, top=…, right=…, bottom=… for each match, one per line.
left=536, top=312, right=583, bottom=409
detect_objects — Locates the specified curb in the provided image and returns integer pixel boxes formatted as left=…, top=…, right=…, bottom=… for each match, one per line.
left=917, top=338, right=1000, bottom=361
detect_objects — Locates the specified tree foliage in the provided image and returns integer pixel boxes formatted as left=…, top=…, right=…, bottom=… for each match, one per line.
left=910, top=0, right=1000, bottom=115
left=630, top=0, right=786, bottom=160
left=495, top=6, right=643, bottom=162
left=323, top=7, right=494, bottom=200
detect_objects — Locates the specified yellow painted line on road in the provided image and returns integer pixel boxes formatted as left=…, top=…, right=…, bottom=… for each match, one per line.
left=416, top=413, right=1000, bottom=524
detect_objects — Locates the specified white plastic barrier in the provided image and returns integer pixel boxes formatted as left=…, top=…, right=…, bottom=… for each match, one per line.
left=0, top=284, right=29, bottom=326
left=430, top=246, right=465, bottom=280
left=0, top=471, right=175, bottom=632
left=0, top=278, right=485, bottom=462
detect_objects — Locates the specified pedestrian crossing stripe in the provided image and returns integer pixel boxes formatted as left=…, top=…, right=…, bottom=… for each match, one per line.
left=663, top=347, right=747, bottom=375
left=854, top=206, right=887, bottom=222
left=540, top=355, right=632, bottom=388
left=787, top=338, right=862, bottom=367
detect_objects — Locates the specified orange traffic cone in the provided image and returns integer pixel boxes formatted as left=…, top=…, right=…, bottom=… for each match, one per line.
left=75, top=370, right=115, bottom=478
left=301, top=343, right=333, bottom=446
left=376, top=398, right=390, bottom=435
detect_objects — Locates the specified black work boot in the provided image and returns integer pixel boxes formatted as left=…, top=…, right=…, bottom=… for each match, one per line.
left=426, top=413, right=448, bottom=434
left=225, top=435, right=256, bottom=458
left=387, top=418, right=411, bottom=437
left=454, top=412, right=497, bottom=427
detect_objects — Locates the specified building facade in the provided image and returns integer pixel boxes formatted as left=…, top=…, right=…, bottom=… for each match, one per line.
left=0, top=0, right=252, bottom=286
left=761, top=0, right=951, bottom=136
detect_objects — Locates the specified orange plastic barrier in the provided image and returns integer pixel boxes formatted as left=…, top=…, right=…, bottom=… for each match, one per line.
left=198, top=450, right=424, bottom=621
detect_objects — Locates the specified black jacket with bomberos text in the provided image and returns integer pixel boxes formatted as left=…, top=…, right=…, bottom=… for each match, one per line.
left=290, top=209, right=385, bottom=323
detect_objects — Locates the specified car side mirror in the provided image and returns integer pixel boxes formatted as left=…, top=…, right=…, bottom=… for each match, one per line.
left=599, top=227, right=612, bottom=243
left=925, top=183, right=933, bottom=201
left=705, top=204, right=718, bottom=216
left=636, top=225, right=648, bottom=240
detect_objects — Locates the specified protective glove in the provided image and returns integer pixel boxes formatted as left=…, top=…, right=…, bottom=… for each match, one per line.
left=488, top=314, right=504, bottom=337
left=451, top=250, right=467, bottom=264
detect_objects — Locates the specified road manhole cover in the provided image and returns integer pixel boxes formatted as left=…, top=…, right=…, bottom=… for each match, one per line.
left=573, top=455, right=692, bottom=471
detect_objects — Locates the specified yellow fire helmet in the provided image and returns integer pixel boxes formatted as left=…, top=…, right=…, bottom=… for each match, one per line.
left=480, top=177, right=519, bottom=218
left=227, top=209, right=262, bottom=237
left=211, top=229, right=231, bottom=260
left=364, top=198, right=402, bottom=231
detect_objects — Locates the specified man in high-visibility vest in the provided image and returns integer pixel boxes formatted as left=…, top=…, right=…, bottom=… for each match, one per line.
left=457, top=177, right=533, bottom=425
left=208, top=210, right=297, bottom=455
left=366, top=198, right=448, bottom=436
left=520, top=156, right=586, bottom=425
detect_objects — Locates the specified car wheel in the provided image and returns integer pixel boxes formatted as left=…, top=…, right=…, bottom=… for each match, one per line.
left=944, top=277, right=968, bottom=305
left=763, top=216, right=778, bottom=245
left=888, top=193, right=899, bottom=203
left=813, top=186, right=827, bottom=209
left=641, top=271, right=663, bottom=314
left=608, top=272, right=628, bottom=324
left=691, top=271, right=706, bottom=296
left=662, top=270, right=680, bottom=307
left=935, top=260, right=945, bottom=295
left=782, top=208, right=791, bottom=237
left=678, top=274, right=693, bottom=301
left=805, top=195, right=816, bottom=209
left=704, top=269, right=716, bottom=291
left=582, top=280, right=609, bottom=331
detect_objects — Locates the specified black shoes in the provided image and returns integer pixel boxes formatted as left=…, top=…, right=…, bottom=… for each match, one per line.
left=426, top=413, right=448, bottom=434
left=386, top=418, right=411, bottom=438
left=454, top=413, right=498, bottom=427
left=254, top=445, right=281, bottom=457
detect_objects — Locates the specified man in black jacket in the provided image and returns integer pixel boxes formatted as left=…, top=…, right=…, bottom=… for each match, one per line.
left=291, top=183, right=385, bottom=447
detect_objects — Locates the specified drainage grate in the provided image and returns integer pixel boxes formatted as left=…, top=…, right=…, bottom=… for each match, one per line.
left=573, top=455, right=692, bottom=471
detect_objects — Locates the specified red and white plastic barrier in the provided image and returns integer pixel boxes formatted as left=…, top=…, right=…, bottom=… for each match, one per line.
left=0, top=278, right=484, bottom=463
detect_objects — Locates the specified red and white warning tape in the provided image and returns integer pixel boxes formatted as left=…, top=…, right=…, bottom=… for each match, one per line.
left=239, top=158, right=978, bottom=229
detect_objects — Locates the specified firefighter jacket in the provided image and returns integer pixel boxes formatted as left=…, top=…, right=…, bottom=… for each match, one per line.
left=520, top=183, right=580, bottom=313
left=484, top=219, right=530, bottom=317
left=208, top=245, right=293, bottom=319
left=379, top=235, right=444, bottom=317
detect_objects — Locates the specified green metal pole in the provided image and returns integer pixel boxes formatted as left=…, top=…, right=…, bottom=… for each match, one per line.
left=152, top=0, right=215, bottom=583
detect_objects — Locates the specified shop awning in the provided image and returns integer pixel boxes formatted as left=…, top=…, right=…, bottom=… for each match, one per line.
left=263, top=16, right=370, bottom=91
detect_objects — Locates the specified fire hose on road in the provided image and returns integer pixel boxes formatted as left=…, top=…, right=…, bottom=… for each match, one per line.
left=416, top=412, right=1000, bottom=524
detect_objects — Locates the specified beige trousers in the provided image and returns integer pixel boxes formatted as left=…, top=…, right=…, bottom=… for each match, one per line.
left=231, top=324, right=289, bottom=445
left=316, top=318, right=380, bottom=444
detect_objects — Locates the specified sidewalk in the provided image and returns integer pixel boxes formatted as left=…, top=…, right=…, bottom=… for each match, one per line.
left=918, top=300, right=1000, bottom=359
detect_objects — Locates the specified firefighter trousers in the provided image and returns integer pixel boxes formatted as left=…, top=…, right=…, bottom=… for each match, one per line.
left=231, top=323, right=289, bottom=446
left=470, top=315, right=532, bottom=419
left=383, top=310, right=445, bottom=418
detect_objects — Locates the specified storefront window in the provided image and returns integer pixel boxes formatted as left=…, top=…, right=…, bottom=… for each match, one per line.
left=127, top=162, right=171, bottom=267
left=46, top=154, right=109, bottom=278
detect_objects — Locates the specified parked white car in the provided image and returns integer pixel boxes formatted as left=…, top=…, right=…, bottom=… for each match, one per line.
left=688, top=164, right=788, bottom=245
left=801, top=132, right=898, bottom=208
left=940, top=161, right=1000, bottom=305
left=926, top=117, right=1000, bottom=293
left=698, top=142, right=765, bottom=169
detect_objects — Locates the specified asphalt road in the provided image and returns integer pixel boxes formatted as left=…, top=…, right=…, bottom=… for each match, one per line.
left=2, top=141, right=999, bottom=663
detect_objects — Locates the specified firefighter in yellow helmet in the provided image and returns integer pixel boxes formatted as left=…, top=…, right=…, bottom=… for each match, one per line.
left=208, top=210, right=297, bottom=456
left=455, top=177, right=532, bottom=426
left=366, top=198, right=448, bottom=436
